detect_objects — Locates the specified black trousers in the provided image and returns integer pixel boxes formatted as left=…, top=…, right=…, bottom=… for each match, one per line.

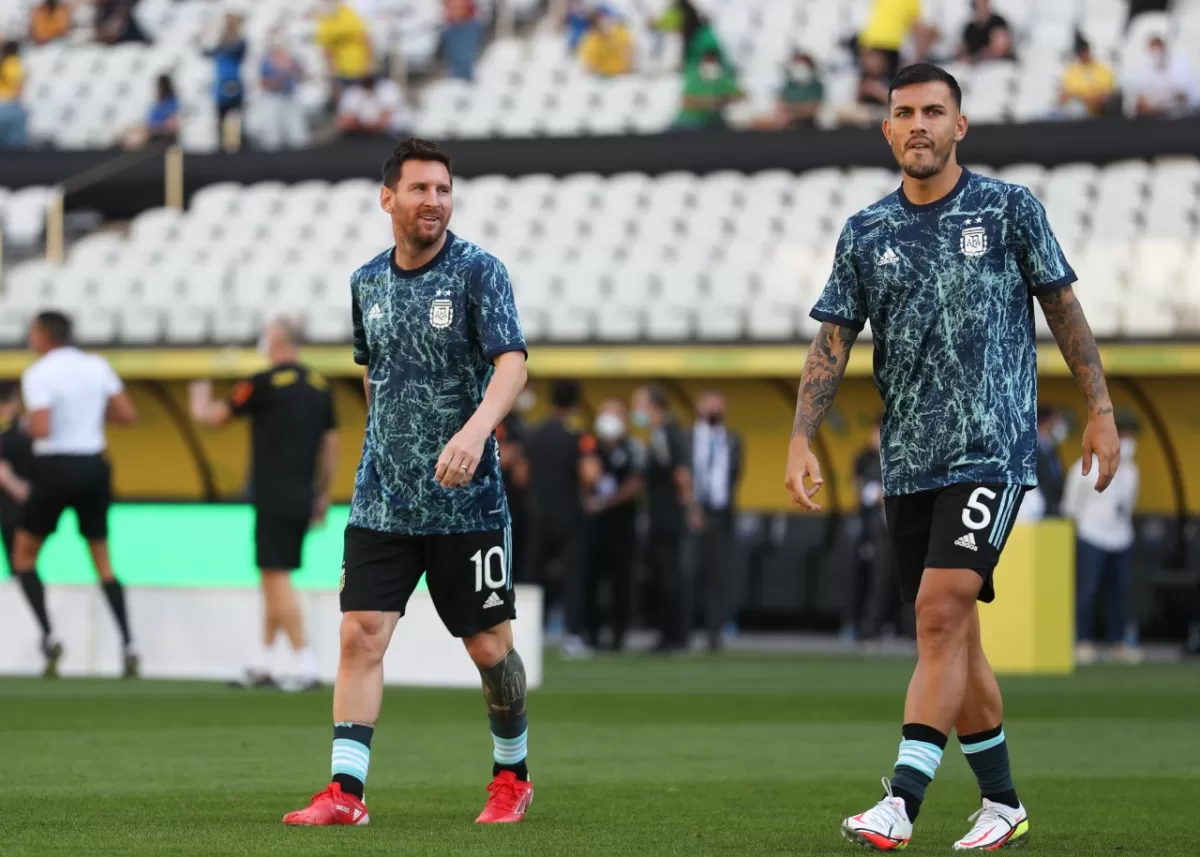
left=584, top=513, right=637, bottom=650
left=646, top=529, right=686, bottom=648
left=531, top=513, right=585, bottom=632
left=691, top=507, right=736, bottom=646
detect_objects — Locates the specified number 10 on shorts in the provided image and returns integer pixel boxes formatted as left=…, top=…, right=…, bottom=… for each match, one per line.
left=472, top=546, right=507, bottom=592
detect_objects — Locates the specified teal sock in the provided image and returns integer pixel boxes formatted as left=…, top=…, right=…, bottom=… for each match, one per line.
left=331, top=722, right=373, bottom=799
left=889, top=723, right=947, bottom=822
left=960, top=724, right=1020, bottom=809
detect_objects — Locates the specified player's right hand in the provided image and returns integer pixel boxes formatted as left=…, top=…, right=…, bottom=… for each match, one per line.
left=784, top=438, right=824, bottom=512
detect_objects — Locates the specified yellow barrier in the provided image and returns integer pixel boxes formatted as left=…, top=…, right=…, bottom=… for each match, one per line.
left=979, top=520, right=1075, bottom=675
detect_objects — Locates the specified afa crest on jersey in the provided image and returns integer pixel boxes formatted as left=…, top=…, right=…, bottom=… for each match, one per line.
left=961, top=225, right=988, bottom=257
left=429, top=298, right=453, bottom=329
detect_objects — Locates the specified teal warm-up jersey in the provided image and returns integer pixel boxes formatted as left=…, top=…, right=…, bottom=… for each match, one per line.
left=810, top=169, right=1076, bottom=497
left=349, top=232, right=527, bottom=534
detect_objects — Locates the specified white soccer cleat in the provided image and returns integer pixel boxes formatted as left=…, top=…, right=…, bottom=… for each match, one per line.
left=953, top=798, right=1030, bottom=850
left=841, top=778, right=913, bottom=851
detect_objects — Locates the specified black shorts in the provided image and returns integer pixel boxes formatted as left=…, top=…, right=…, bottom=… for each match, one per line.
left=23, top=454, right=111, bottom=541
left=885, top=482, right=1027, bottom=604
left=0, top=498, right=21, bottom=563
left=255, top=511, right=309, bottom=571
left=341, top=525, right=516, bottom=638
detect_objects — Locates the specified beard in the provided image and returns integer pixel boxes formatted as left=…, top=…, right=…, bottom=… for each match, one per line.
left=898, top=142, right=953, bottom=179
left=404, top=213, right=448, bottom=248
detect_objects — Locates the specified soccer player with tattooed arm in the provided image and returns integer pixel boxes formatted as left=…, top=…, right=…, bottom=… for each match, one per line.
left=783, top=64, right=1121, bottom=851
left=284, top=138, right=533, bottom=827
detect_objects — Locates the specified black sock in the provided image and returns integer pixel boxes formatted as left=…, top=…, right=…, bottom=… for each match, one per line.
left=15, top=569, right=52, bottom=637
left=959, top=724, right=1020, bottom=809
left=100, top=580, right=132, bottom=646
left=332, top=773, right=365, bottom=799
left=493, top=760, right=529, bottom=782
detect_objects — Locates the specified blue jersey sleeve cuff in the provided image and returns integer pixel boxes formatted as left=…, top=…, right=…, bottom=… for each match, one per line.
left=809, top=309, right=866, bottom=332
left=1028, top=271, right=1077, bottom=296
left=484, top=342, right=528, bottom=362
left=353, top=350, right=370, bottom=366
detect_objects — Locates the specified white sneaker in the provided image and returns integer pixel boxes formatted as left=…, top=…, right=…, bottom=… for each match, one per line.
left=841, top=778, right=913, bottom=851
left=1075, top=641, right=1098, bottom=666
left=953, top=798, right=1030, bottom=850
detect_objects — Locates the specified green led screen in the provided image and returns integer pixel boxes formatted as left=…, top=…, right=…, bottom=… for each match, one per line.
left=0, top=504, right=426, bottom=591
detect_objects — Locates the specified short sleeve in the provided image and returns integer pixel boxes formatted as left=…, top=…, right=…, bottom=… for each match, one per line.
left=351, top=278, right=370, bottom=366
left=810, top=221, right=868, bottom=331
left=468, top=256, right=528, bottom=362
left=98, top=359, right=123, bottom=396
left=229, top=374, right=262, bottom=417
left=20, top=367, right=51, bottom=411
left=1013, top=187, right=1077, bottom=295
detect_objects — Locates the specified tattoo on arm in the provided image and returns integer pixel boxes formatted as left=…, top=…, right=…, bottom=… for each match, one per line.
left=1037, top=286, right=1112, bottom=415
left=792, top=323, right=858, bottom=442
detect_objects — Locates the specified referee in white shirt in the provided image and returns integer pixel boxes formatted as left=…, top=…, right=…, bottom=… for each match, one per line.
left=13, top=311, right=139, bottom=678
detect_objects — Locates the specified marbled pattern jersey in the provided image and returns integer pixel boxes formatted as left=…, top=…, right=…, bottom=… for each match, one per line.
left=350, top=232, right=527, bottom=534
left=811, top=169, right=1075, bottom=497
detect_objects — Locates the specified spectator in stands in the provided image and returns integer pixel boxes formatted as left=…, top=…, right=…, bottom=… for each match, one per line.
left=750, top=51, right=824, bottom=130
left=1035, top=405, right=1068, bottom=518
left=565, top=0, right=615, bottom=53
left=1128, top=36, right=1197, bottom=118
left=442, top=0, right=483, bottom=81
left=837, top=48, right=891, bottom=126
left=958, top=0, right=1015, bottom=64
left=1057, top=35, right=1118, bottom=118
left=336, top=73, right=411, bottom=139
left=0, top=41, right=28, bottom=150
left=206, top=14, right=247, bottom=151
left=856, top=0, right=936, bottom=79
left=578, top=8, right=634, bottom=78
left=92, top=0, right=149, bottom=45
left=30, top=0, right=72, bottom=46
left=254, top=32, right=310, bottom=151
left=316, top=0, right=373, bottom=102
left=672, top=47, right=741, bottom=131
left=1065, top=414, right=1143, bottom=665
left=121, top=73, right=179, bottom=149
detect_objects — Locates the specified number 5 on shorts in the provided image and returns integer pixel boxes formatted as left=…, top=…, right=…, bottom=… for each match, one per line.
left=472, top=546, right=507, bottom=592
left=962, top=487, right=997, bottom=530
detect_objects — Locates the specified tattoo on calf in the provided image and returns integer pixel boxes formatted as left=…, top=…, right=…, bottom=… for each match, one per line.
left=792, top=323, right=858, bottom=442
left=479, top=649, right=527, bottom=731
left=1037, top=286, right=1111, bottom=414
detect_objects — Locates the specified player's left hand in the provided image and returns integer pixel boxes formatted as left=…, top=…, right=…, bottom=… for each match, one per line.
left=1081, top=409, right=1120, bottom=493
left=436, top=428, right=487, bottom=488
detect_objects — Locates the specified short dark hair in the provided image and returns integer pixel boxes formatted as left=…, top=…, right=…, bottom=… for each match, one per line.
left=382, top=137, right=452, bottom=189
left=33, top=311, right=72, bottom=345
left=550, top=379, right=581, bottom=410
left=642, top=384, right=669, bottom=410
left=0, top=381, right=18, bottom=402
left=1036, top=406, right=1057, bottom=425
left=888, top=62, right=963, bottom=109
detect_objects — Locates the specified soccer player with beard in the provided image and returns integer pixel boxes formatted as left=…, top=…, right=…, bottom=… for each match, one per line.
left=284, top=138, right=531, bottom=826
left=783, top=65, right=1120, bottom=851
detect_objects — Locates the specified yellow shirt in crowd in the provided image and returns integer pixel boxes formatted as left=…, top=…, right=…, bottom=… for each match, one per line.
left=579, top=24, right=634, bottom=77
left=1061, top=60, right=1116, bottom=113
left=316, top=4, right=373, bottom=80
left=859, top=0, right=921, bottom=51
left=0, top=55, right=25, bottom=102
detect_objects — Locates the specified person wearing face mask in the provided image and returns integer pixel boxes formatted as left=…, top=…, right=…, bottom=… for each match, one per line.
left=688, top=392, right=743, bottom=652
left=631, top=384, right=695, bottom=653
left=189, top=317, right=340, bottom=691
left=1129, top=36, right=1197, bottom=118
left=1063, top=413, right=1142, bottom=665
left=1034, top=406, right=1069, bottom=519
left=579, top=400, right=645, bottom=651
left=752, top=51, right=825, bottom=130
left=673, top=48, right=743, bottom=131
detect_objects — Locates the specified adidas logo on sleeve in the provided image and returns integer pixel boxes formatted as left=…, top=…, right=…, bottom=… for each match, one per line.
left=954, top=533, right=979, bottom=551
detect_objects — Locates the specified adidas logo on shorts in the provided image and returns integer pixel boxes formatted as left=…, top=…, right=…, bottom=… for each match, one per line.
left=483, top=591, right=504, bottom=609
left=954, top=533, right=979, bottom=551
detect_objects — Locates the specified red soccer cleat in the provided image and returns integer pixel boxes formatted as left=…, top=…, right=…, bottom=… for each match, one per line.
left=475, top=771, right=534, bottom=824
left=282, top=783, right=370, bottom=826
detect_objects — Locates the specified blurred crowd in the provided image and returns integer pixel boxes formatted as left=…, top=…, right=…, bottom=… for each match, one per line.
left=499, top=380, right=746, bottom=657
left=0, top=0, right=486, bottom=150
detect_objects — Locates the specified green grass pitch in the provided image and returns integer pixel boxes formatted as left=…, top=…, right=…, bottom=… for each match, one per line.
left=3, top=654, right=1198, bottom=856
